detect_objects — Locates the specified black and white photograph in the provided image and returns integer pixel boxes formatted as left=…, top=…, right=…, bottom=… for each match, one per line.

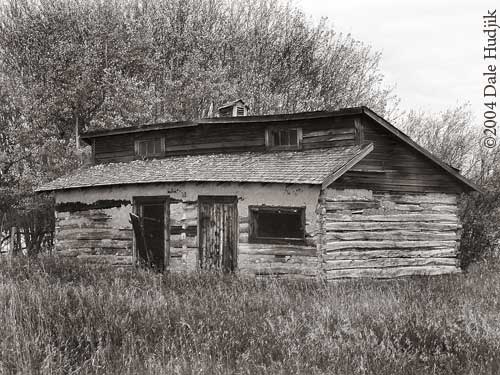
left=0, top=0, right=498, bottom=373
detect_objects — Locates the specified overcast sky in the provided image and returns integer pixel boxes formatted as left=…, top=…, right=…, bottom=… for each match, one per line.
left=297, top=0, right=493, bottom=122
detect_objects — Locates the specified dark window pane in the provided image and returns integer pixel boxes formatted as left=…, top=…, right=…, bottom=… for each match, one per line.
left=138, top=139, right=162, bottom=156
left=279, top=130, right=289, bottom=145
left=152, top=139, right=161, bottom=154
left=255, top=210, right=303, bottom=238
left=272, top=130, right=280, bottom=146
left=139, top=142, right=147, bottom=156
left=269, top=128, right=300, bottom=147
left=289, top=129, right=298, bottom=146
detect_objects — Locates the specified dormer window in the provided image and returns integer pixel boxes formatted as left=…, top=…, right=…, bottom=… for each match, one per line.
left=266, top=127, right=302, bottom=150
left=135, top=137, right=165, bottom=158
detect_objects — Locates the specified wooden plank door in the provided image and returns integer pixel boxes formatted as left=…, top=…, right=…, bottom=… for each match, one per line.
left=198, top=196, right=238, bottom=272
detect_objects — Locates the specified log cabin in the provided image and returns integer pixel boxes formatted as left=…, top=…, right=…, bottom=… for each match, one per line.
left=37, top=101, right=480, bottom=279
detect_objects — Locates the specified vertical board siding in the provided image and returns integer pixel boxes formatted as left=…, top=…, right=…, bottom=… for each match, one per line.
left=198, top=197, right=237, bottom=272
left=321, top=188, right=461, bottom=279
left=55, top=207, right=133, bottom=265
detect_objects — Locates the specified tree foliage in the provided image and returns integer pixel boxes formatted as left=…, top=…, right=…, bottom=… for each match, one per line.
left=0, top=0, right=398, bottom=254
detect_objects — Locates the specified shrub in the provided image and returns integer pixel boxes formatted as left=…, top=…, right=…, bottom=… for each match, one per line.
left=458, top=191, right=500, bottom=269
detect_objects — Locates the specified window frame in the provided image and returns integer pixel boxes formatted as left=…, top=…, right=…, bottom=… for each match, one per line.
left=134, top=137, right=165, bottom=159
left=248, top=205, right=306, bottom=245
left=265, top=126, right=303, bottom=150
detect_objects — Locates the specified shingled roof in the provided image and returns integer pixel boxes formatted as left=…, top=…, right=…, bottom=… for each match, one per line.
left=36, top=144, right=373, bottom=192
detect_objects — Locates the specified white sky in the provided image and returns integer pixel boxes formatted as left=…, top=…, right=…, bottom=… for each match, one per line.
left=297, top=0, right=494, bottom=122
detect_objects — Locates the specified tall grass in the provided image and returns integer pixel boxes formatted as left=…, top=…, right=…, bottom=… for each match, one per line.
left=1, top=257, right=500, bottom=374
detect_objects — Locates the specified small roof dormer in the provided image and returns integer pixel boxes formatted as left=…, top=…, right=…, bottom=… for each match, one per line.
left=217, top=99, right=249, bottom=117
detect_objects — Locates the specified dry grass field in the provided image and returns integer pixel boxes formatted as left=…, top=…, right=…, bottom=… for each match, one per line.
left=1, top=257, right=500, bottom=374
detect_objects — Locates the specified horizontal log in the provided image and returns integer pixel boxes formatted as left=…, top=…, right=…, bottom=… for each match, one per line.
left=324, top=201, right=379, bottom=211
left=239, top=233, right=249, bottom=243
left=325, top=230, right=458, bottom=241
left=238, top=243, right=317, bottom=256
left=323, top=189, right=373, bottom=201
left=325, top=240, right=457, bottom=251
left=170, top=225, right=197, bottom=236
left=239, top=254, right=318, bottom=265
left=420, top=204, right=458, bottom=213
left=324, top=257, right=457, bottom=270
left=326, top=266, right=460, bottom=279
left=76, top=255, right=134, bottom=265
left=324, top=222, right=460, bottom=231
left=58, top=248, right=96, bottom=257
left=239, top=264, right=317, bottom=276
left=56, top=221, right=117, bottom=230
left=373, top=194, right=457, bottom=205
left=169, top=218, right=198, bottom=227
left=377, top=203, right=424, bottom=212
left=325, top=213, right=458, bottom=223
left=66, top=211, right=112, bottom=219
left=239, top=222, right=249, bottom=233
left=56, top=239, right=132, bottom=249
left=170, top=247, right=191, bottom=256
left=170, top=237, right=197, bottom=248
left=324, top=248, right=456, bottom=260
left=58, top=230, right=132, bottom=241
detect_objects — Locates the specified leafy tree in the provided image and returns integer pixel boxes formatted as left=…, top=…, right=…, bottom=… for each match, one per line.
left=0, top=0, right=398, bottom=254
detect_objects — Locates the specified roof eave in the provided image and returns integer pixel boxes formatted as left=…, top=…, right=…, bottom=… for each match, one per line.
left=79, top=107, right=366, bottom=141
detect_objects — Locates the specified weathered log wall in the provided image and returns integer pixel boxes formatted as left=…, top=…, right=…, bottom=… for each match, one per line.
left=237, top=214, right=320, bottom=279
left=169, top=200, right=198, bottom=270
left=54, top=182, right=322, bottom=275
left=54, top=185, right=462, bottom=279
left=320, top=188, right=461, bottom=279
left=55, top=203, right=134, bottom=265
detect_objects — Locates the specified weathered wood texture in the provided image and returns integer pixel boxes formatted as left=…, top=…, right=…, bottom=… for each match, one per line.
left=333, top=118, right=466, bottom=193
left=199, top=197, right=238, bottom=272
left=168, top=201, right=198, bottom=270
left=55, top=206, right=134, bottom=265
left=237, top=215, right=319, bottom=279
left=320, top=188, right=461, bottom=279
left=93, top=117, right=356, bottom=164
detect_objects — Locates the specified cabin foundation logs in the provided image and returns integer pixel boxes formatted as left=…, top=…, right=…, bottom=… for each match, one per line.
left=320, top=188, right=461, bottom=279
